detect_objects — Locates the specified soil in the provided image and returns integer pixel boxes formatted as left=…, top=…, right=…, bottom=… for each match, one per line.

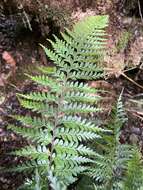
left=0, top=0, right=143, bottom=189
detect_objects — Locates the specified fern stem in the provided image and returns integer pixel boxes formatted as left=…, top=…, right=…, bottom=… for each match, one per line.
left=49, top=113, right=58, bottom=168
left=48, top=94, right=61, bottom=190
left=49, top=78, right=67, bottom=168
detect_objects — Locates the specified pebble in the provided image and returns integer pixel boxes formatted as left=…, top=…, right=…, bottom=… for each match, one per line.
left=130, top=127, right=141, bottom=135
left=129, top=134, right=139, bottom=144
left=141, top=130, right=143, bottom=139
left=0, top=93, right=5, bottom=104
left=122, top=17, right=132, bottom=25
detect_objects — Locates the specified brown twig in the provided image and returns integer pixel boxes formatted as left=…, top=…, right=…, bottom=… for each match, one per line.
left=138, top=0, right=143, bottom=24
left=121, top=72, right=143, bottom=90
left=104, top=68, right=143, bottom=90
left=126, top=109, right=143, bottom=121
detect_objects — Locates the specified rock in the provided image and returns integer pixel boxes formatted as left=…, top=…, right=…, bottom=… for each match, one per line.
left=0, top=92, right=5, bottom=104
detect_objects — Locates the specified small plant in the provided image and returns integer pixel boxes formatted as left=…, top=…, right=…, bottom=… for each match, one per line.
left=86, top=92, right=133, bottom=189
left=7, top=15, right=108, bottom=189
left=77, top=92, right=143, bottom=190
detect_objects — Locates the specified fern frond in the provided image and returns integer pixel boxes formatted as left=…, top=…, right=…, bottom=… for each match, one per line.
left=58, top=127, right=101, bottom=142
left=63, top=103, right=101, bottom=114
left=54, top=154, right=94, bottom=166
left=116, top=90, right=128, bottom=123
left=8, top=15, right=108, bottom=189
left=7, top=125, right=52, bottom=144
left=66, top=81, right=97, bottom=93
left=13, top=145, right=50, bottom=161
left=19, top=99, right=55, bottom=116
left=65, top=91, right=100, bottom=103
left=71, top=16, right=108, bottom=40
left=71, top=70, right=104, bottom=80
left=87, top=94, right=132, bottom=189
left=62, top=115, right=104, bottom=132
left=18, top=169, right=47, bottom=190
left=123, top=148, right=143, bottom=190
left=40, top=45, right=66, bottom=67
left=13, top=115, right=52, bottom=129
left=17, top=92, right=56, bottom=102
left=9, top=160, right=49, bottom=173
left=54, top=140, right=95, bottom=156
left=27, top=74, right=62, bottom=92
left=48, top=171, right=67, bottom=190
left=48, top=38, right=75, bottom=62
left=70, top=62, right=103, bottom=72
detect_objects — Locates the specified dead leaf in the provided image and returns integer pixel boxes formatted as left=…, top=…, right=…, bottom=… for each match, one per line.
left=2, top=51, right=16, bottom=68
left=88, top=80, right=114, bottom=90
left=0, top=72, right=13, bottom=87
left=0, top=73, right=7, bottom=87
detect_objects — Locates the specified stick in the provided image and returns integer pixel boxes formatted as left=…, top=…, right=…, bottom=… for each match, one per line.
left=138, top=0, right=143, bottom=23
left=121, top=72, right=143, bottom=90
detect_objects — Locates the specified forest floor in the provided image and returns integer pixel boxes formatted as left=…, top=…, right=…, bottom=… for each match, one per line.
left=0, top=0, right=143, bottom=189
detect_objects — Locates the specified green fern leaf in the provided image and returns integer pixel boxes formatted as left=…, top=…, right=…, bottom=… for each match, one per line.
left=7, top=15, right=108, bottom=189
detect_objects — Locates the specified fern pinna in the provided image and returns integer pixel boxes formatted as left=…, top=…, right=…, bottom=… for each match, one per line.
left=7, top=16, right=108, bottom=188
